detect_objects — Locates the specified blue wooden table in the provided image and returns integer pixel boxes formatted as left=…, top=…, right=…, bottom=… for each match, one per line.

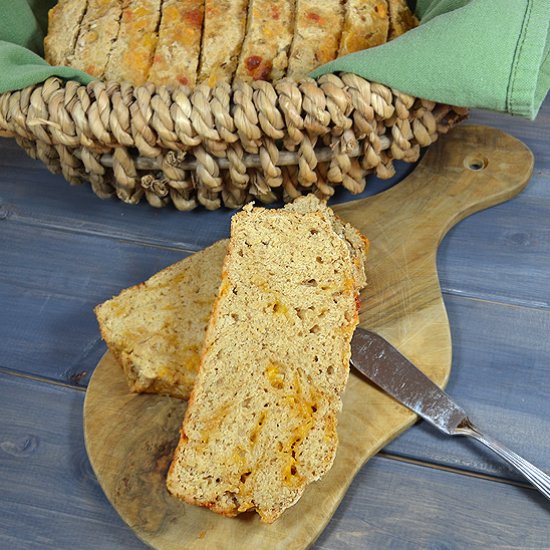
left=1, top=95, right=549, bottom=549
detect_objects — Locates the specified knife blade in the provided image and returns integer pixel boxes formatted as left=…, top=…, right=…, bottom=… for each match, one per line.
left=350, top=326, right=550, bottom=501
left=350, top=326, right=467, bottom=434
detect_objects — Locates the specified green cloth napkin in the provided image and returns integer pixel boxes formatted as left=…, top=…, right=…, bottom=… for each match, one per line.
left=313, top=0, right=550, bottom=119
left=1, top=0, right=549, bottom=119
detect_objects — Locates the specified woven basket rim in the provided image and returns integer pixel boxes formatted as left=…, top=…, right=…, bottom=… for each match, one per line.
left=0, top=73, right=468, bottom=210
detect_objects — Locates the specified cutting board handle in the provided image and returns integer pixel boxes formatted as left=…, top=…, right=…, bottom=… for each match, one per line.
left=336, top=124, right=534, bottom=362
left=338, top=124, right=534, bottom=245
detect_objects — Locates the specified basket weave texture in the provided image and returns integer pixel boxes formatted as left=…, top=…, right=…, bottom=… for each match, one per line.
left=0, top=74, right=467, bottom=210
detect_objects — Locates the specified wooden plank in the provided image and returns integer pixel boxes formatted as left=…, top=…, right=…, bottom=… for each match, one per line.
left=0, top=222, right=186, bottom=384
left=438, top=188, right=550, bottom=307
left=2, top=372, right=549, bottom=549
left=384, top=293, right=550, bottom=480
left=0, top=373, right=147, bottom=550
left=0, top=220, right=186, bottom=298
left=315, top=455, right=550, bottom=550
left=0, top=282, right=104, bottom=387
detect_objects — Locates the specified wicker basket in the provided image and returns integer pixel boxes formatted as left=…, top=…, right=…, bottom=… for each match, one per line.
left=0, top=74, right=467, bottom=210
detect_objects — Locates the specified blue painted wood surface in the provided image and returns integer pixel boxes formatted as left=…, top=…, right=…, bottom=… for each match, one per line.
left=1, top=94, right=549, bottom=548
left=2, top=373, right=549, bottom=550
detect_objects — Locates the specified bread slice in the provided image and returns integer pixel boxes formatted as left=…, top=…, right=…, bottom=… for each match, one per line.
left=197, top=0, right=249, bottom=87
left=104, top=0, right=162, bottom=85
left=338, top=0, right=389, bottom=57
left=234, top=0, right=295, bottom=83
left=148, top=0, right=205, bottom=87
left=166, top=195, right=368, bottom=523
left=44, top=0, right=88, bottom=66
left=387, top=0, right=419, bottom=40
left=95, top=240, right=228, bottom=399
left=287, top=0, right=345, bottom=80
left=67, top=0, right=123, bottom=79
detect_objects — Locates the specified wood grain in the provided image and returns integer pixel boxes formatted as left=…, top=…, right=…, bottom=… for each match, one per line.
left=438, top=185, right=550, bottom=307
left=0, top=373, right=148, bottom=550
left=315, top=455, right=550, bottom=550
left=84, top=125, right=534, bottom=548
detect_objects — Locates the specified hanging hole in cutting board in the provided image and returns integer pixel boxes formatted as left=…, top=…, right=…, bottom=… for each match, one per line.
left=464, top=155, right=488, bottom=171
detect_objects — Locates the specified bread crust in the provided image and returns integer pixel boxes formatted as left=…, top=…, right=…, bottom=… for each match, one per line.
left=68, top=0, right=123, bottom=79
left=339, top=0, right=389, bottom=57
left=287, top=0, right=345, bottom=80
left=44, top=0, right=88, bottom=66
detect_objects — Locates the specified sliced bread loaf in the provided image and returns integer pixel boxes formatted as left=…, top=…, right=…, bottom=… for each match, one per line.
left=166, top=195, right=368, bottom=523
left=197, top=0, right=249, bottom=87
left=148, top=0, right=205, bottom=87
left=287, top=0, right=345, bottom=80
left=104, top=0, right=162, bottom=85
left=234, top=0, right=296, bottom=83
left=339, top=0, right=389, bottom=57
left=95, top=240, right=228, bottom=400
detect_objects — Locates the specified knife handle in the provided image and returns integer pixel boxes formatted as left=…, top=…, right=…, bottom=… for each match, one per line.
left=457, top=420, right=550, bottom=501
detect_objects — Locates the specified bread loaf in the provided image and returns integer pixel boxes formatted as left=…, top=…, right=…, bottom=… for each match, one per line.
left=95, top=240, right=227, bottom=399
left=287, top=0, right=345, bottom=80
left=234, top=0, right=295, bottom=83
left=104, top=0, right=162, bottom=85
left=67, top=0, right=123, bottom=79
left=166, top=195, right=368, bottom=522
left=197, top=0, right=249, bottom=87
left=339, top=0, right=389, bottom=57
left=147, top=0, right=205, bottom=87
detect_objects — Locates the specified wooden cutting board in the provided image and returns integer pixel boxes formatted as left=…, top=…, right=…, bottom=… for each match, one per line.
left=84, top=125, right=533, bottom=549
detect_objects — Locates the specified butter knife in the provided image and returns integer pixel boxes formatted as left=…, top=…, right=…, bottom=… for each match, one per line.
left=350, top=327, right=550, bottom=501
